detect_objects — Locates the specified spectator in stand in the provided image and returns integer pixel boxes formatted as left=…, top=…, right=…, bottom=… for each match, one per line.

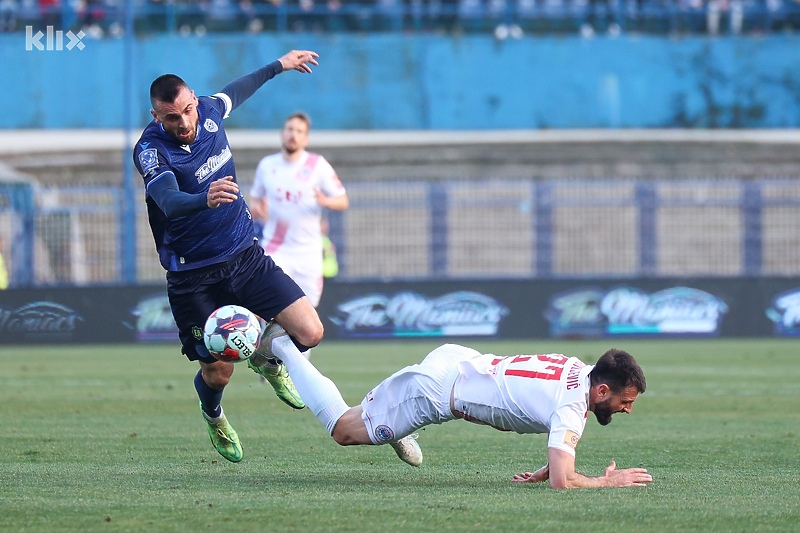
left=78, top=0, right=107, bottom=36
left=206, top=0, right=241, bottom=31
left=785, top=0, right=800, bottom=29
left=239, top=0, right=261, bottom=32
left=38, top=0, right=60, bottom=26
left=582, top=0, right=622, bottom=36
left=0, top=0, right=19, bottom=32
left=285, top=0, right=351, bottom=32
left=174, top=0, right=207, bottom=36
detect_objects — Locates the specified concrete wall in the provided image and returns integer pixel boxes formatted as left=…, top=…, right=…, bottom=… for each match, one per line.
left=2, top=33, right=800, bottom=129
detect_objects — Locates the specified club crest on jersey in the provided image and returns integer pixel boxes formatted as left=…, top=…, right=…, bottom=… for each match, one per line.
left=195, top=145, right=232, bottom=183
left=373, top=425, right=395, bottom=443
left=138, top=148, right=158, bottom=177
left=204, top=118, right=218, bottom=133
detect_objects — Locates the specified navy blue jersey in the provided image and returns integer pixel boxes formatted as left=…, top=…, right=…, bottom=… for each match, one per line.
left=133, top=95, right=255, bottom=272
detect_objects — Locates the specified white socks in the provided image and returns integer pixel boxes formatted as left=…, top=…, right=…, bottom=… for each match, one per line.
left=270, top=335, right=350, bottom=436
left=202, top=406, right=225, bottom=425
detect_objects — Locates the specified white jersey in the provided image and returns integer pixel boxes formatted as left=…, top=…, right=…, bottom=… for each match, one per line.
left=453, top=353, right=593, bottom=456
left=250, top=150, right=346, bottom=306
left=359, top=344, right=592, bottom=456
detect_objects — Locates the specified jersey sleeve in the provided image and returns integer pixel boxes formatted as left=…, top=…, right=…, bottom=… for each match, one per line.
left=216, top=61, right=282, bottom=115
left=547, top=402, right=587, bottom=457
left=317, top=156, right=346, bottom=197
left=133, top=141, right=174, bottom=192
left=208, top=93, right=232, bottom=119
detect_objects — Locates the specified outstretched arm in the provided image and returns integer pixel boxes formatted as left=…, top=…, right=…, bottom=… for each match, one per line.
left=545, top=448, right=652, bottom=489
left=218, top=50, right=319, bottom=112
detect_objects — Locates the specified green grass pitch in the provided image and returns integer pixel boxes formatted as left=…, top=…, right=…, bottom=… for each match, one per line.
left=2, top=338, right=799, bottom=532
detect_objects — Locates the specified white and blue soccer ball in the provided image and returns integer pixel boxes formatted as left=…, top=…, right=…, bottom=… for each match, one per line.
left=203, top=305, right=262, bottom=363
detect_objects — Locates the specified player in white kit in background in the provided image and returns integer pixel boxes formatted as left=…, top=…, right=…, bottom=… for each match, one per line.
left=250, top=112, right=349, bottom=313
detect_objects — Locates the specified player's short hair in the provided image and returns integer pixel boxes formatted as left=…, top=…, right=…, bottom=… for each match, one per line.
left=589, top=348, right=646, bottom=394
left=285, top=111, right=312, bottom=130
left=150, top=74, right=189, bottom=106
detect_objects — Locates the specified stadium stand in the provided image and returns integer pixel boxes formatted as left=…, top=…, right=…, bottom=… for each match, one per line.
left=1, top=0, right=799, bottom=36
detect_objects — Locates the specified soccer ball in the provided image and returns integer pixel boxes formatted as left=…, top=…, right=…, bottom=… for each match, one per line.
left=203, top=305, right=263, bottom=363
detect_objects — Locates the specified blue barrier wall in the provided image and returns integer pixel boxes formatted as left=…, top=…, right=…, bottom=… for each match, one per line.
left=2, top=34, right=799, bottom=129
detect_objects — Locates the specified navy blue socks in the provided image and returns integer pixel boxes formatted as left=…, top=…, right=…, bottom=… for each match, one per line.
left=194, top=370, right=223, bottom=419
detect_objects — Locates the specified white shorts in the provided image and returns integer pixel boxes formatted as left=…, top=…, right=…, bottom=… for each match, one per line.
left=268, top=250, right=323, bottom=307
left=360, top=344, right=480, bottom=444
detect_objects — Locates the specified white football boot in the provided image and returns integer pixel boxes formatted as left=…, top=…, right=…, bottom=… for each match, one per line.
left=390, top=433, right=423, bottom=467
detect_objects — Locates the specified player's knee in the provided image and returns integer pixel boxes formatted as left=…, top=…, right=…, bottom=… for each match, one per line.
left=331, top=427, right=358, bottom=446
left=330, top=411, right=364, bottom=446
left=296, top=320, right=324, bottom=349
left=203, top=373, right=230, bottom=390
left=308, top=320, right=324, bottom=346
left=201, top=364, right=232, bottom=389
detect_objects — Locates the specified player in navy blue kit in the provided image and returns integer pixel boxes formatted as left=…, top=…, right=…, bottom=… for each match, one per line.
left=133, top=50, right=323, bottom=463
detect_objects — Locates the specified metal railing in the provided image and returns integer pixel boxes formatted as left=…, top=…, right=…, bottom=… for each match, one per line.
left=3, top=177, right=800, bottom=287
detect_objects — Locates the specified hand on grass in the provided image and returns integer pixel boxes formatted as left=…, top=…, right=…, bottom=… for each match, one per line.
left=603, top=460, right=653, bottom=487
left=512, top=464, right=549, bottom=483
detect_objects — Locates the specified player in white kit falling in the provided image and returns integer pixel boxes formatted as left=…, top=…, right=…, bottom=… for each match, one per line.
left=249, top=112, right=348, bottom=309
left=251, top=322, right=653, bottom=490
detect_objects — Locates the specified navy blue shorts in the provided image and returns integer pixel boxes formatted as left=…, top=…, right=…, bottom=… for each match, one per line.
left=166, top=242, right=305, bottom=364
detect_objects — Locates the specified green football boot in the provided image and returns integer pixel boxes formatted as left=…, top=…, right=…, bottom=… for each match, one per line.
left=248, top=358, right=306, bottom=410
left=201, top=404, right=243, bottom=463
left=248, top=320, right=305, bottom=410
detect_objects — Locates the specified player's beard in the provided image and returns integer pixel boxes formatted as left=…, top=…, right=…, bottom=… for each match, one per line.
left=282, top=141, right=299, bottom=155
left=175, top=122, right=197, bottom=144
left=592, top=398, right=615, bottom=426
